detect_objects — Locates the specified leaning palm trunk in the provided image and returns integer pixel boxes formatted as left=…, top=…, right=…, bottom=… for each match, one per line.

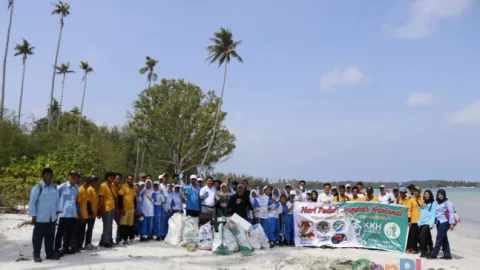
left=17, top=57, right=26, bottom=126
left=200, top=62, right=228, bottom=171
left=136, top=78, right=152, bottom=177
left=1, top=0, right=14, bottom=121
left=77, top=75, right=87, bottom=135
left=56, top=74, right=66, bottom=130
left=48, top=21, right=64, bottom=131
left=134, top=139, right=141, bottom=179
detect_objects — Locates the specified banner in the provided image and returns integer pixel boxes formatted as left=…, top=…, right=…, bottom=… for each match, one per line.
left=293, top=202, right=408, bottom=252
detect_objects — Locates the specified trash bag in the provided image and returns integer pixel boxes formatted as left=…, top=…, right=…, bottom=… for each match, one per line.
left=198, top=222, right=213, bottom=250
left=180, top=216, right=199, bottom=247
left=247, top=224, right=262, bottom=250
left=231, top=213, right=252, bottom=232
left=253, top=223, right=270, bottom=250
left=164, top=213, right=184, bottom=246
left=212, top=223, right=238, bottom=254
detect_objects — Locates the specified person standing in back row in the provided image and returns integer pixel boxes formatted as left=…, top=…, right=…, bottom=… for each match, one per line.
left=184, top=175, right=201, bottom=217
left=200, top=177, right=217, bottom=219
left=118, top=174, right=136, bottom=244
left=29, top=168, right=61, bottom=263
left=98, top=172, right=117, bottom=248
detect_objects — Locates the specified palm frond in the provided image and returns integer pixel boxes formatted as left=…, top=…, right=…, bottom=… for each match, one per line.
left=13, top=39, right=35, bottom=58
left=139, top=66, right=149, bottom=75
left=206, top=27, right=243, bottom=67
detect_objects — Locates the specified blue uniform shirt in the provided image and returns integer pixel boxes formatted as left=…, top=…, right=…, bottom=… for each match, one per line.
left=28, top=181, right=59, bottom=223
left=184, top=184, right=201, bottom=211
left=58, top=181, right=78, bottom=218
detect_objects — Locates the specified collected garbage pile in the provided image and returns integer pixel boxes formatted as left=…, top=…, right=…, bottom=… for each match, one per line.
left=164, top=213, right=270, bottom=255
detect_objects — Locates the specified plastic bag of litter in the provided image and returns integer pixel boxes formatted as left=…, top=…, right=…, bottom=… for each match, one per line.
left=212, top=223, right=239, bottom=253
left=252, top=223, right=270, bottom=249
left=180, top=216, right=199, bottom=247
left=231, top=213, right=252, bottom=232
left=197, top=222, right=213, bottom=250
left=164, top=213, right=184, bottom=246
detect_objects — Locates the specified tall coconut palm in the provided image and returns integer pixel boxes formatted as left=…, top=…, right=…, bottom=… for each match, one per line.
left=55, top=62, right=74, bottom=130
left=77, top=61, right=93, bottom=135
left=200, top=27, right=243, bottom=169
left=136, top=56, right=159, bottom=177
left=13, top=39, right=34, bottom=126
left=69, top=106, right=79, bottom=115
left=139, top=56, right=158, bottom=88
left=48, top=1, right=70, bottom=131
left=1, top=0, right=15, bottom=121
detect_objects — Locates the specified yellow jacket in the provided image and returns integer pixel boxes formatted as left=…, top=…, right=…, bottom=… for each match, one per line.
left=408, top=197, right=424, bottom=224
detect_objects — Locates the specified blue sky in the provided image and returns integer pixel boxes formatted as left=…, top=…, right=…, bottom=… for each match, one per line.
left=1, top=0, right=479, bottom=181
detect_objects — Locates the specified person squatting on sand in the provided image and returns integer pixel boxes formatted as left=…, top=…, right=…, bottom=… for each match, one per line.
left=28, top=170, right=458, bottom=262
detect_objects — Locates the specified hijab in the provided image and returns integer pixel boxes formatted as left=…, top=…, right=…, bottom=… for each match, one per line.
left=217, top=183, right=231, bottom=197
left=436, top=189, right=448, bottom=204
left=311, top=190, right=319, bottom=202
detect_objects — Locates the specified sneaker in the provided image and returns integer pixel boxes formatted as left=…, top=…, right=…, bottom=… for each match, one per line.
left=420, top=252, right=426, bottom=258
left=426, top=256, right=437, bottom=259
left=33, top=256, right=42, bottom=263
left=103, top=244, right=113, bottom=248
left=276, top=241, right=282, bottom=247
left=156, top=237, right=161, bottom=241
left=140, top=237, right=147, bottom=242
left=440, top=256, right=452, bottom=260
left=45, top=253, right=60, bottom=260
left=55, top=249, right=65, bottom=257
left=85, top=244, right=97, bottom=250
left=269, top=242, right=274, bottom=248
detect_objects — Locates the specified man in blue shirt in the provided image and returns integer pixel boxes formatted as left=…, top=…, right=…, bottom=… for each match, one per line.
left=184, top=174, right=201, bottom=217
left=54, top=170, right=79, bottom=255
left=29, top=168, right=61, bottom=263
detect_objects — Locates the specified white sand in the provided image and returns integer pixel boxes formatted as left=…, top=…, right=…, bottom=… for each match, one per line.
left=0, top=214, right=477, bottom=270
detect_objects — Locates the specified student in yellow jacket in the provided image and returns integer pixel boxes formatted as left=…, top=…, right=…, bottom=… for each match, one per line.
left=407, top=186, right=424, bottom=254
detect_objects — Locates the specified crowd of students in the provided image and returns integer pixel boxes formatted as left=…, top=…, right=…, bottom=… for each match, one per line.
left=28, top=169, right=456, bottom=262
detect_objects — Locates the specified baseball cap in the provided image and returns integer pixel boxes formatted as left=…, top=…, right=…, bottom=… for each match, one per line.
left=332, top=186, right=338, bottom=190
left=345, top=184, right=351, bottom=188
left=289, top=190, right=296, bottom=196
left=285, top=184, right=292, bottom=188
left=158, top=174, right=164, bottom=179
left=407, top=184, right=415, bottom=189
left=237, top=184, right=244, bottom=189
left=139, top=173, right=146, bottom=178
left=174, top=184, right=181, bottom=188
left=366, top=186, right=374, bottom=193
left=393, top=187, right=399, bottom=190
left=68, top=170, right=78, bottom=176
left=197, top=178, right=203, bottom=182
left=413, top=186, right=421, bottom=191
left=399, top=187, right=407, bottom=193
left=190, top=174, right=197, bottom=180
left=380, top=185, right=386, bottom=189
left=138, top=181, right=145, bottom=186
left=153, top=181, right=160, bottom=185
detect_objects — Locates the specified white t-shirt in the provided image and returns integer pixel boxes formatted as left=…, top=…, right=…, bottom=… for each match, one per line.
left=256, top=194, right=270, bottom=219
left=200, top=185, right=216, bottom=207
left=345, top=192, right=353, bottom=198
left=285, top=201, right=294, bottom=215
left=159, top=183, right=168, bottom=192
left=318, top=192, right=334, bottom=203
left=378, top=192, right=395, bottom=204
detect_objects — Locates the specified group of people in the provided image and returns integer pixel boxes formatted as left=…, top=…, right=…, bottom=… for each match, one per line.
left=28, top=170, right=456, bottom=263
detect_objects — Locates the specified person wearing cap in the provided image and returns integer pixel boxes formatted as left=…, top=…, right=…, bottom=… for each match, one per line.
left=228, top=184, right=251, bottom=220
left=98, top=172, right=118, bottom=248
left=55, top=169, right=80, bottom=255
left=407, top=186, right=424, bottom=254
left=378, top=185, right=395, bottom=204
left=152, top=181, right=166, bottom=241
left=197, top=178, right=204, bottom=188
left=200, top=177, right=217, bottom=217
left=318, top=183, right=334, bottom=203
left=345, top=184, right=353, bottom=198
left=139, top=173, right=146, bottom=182
left=118, top=174, right=137, bottom=244
left=159, top=173, right=169, bottom=192
left=74, top=176, right=92, bottom=251
left=331, top=186, right=339, bottom=197
left=184, top=175, right=201, bottom=217
left=29, top=168, right=61, bottom=262
left=396, top=187, right=410, bottom=206
left=350, top=187, right=365, bottom=201
left=365, top=187, right=379, bottom=202
left=334, top=185, right=350, bottom=202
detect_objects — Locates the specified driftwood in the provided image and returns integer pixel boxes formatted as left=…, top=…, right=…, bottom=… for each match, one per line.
left=17, top=220, right=33, bottom=228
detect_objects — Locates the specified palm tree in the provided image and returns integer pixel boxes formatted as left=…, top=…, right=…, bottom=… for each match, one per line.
left=138, top=56, right=158, bottom=88
left=55, top=62, right=75, bottom=130
left=200, top=27, right=243, bottom=169
left=1, top=0, right=15, bottom=121
left=48, top=1, right=70, bottom=131
left=77, top=61, right=93, bottom=135
left=13, top=39, right=34, bottom=126
left=69, top=106, right=79, bottom=115
left=136, top=56, right=159, bottom=178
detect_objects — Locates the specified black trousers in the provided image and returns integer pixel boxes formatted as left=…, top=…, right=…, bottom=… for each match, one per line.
left=407, top=223, right=419, bottom=251
left=55, top=217, right=76, bottom=251
left=186, top=209, right=200, bottom=217
left=114, top=214, right=120, bottom=243
left=32, top=221, right=56, bottom=257
left=73, top=219, right=87, bottom=250
left=85, top=218, right=95, bottom=246
left=419, top=225, right=433, bottom=254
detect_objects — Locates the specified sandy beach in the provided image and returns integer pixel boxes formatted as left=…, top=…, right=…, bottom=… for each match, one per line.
left=0, top=214, right=477, bottom=270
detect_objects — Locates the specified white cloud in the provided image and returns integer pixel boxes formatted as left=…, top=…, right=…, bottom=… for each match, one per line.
left=450, top=98, right=480, bottom=125
left=392, top=0, right=472, bottom=39
left=406, top=92, right=433, bottom=107
left=320, top=67, right=367, bottom=91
